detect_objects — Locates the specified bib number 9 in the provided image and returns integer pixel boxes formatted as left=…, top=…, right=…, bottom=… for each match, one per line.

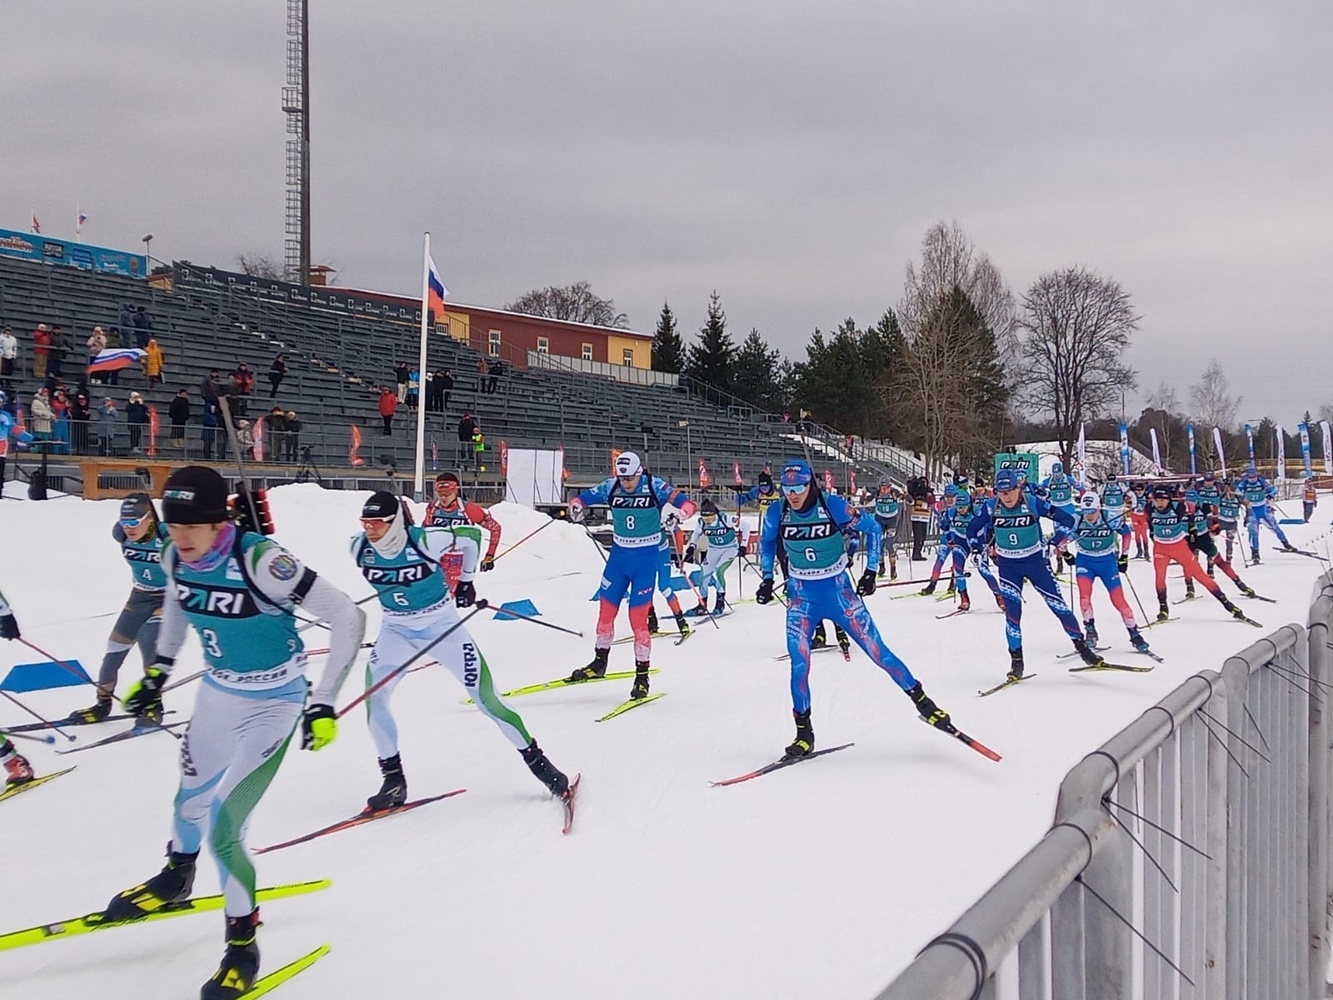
left=1008, top=532, right=1019, bottom=546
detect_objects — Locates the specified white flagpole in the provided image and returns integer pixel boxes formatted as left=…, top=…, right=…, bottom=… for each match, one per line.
left=412, top=232, right=431, bottom=500
left=75, top=202, right=81, bottom=238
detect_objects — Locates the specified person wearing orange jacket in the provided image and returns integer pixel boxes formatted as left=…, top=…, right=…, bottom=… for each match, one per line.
left=422, top=471, right=502, bottom=590
left=1304, top=478, right=1319, bottom=522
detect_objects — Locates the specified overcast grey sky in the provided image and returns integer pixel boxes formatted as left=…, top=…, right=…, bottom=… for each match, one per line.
left=4, top=1, right=1330, bottom=427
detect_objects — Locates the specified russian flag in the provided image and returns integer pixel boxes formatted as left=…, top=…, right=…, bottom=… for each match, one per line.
left=88, top=347, right=147, bottom=374
left=427, top=254, right=448, bottom=320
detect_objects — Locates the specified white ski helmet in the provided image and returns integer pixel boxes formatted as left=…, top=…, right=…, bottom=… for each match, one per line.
left=614, top=451, right=643, bottom=477
left=1078, top=490, right=1100, bottom=512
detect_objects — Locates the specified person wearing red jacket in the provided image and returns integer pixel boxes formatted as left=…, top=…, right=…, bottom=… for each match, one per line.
left=422, top=472, right=502, bottom=589
left=377, top=387, right=397, bottom=435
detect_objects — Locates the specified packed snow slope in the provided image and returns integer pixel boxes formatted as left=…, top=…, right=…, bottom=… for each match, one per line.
left=3, top=484, right=1330, bottom=999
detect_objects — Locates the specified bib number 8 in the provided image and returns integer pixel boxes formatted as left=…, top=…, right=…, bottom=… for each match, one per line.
left=625, top=515, right=635, bottom=530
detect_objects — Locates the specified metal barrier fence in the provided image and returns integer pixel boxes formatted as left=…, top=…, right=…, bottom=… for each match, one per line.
left=877, top=572, right=1333, bottom=1000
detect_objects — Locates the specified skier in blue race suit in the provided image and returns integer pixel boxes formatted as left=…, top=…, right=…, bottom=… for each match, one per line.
left=1236, top=464, right=1295, bottom=563
left=940, top=488, right=1004, bottom=612
left=919, top=483, right=959, bottom=595
left=755, top=459, right=955, bottom=758
left=566, top=451, right=695, bottom=701
left=968, top=467, right=1104, bottom=682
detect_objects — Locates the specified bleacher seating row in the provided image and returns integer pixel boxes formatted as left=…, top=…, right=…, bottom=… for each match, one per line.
left=0, top=254, right=915, bottom=496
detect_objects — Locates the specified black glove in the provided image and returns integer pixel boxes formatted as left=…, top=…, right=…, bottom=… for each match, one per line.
left=683, top=545, right=696, bottom=565
left=1116, top=554, right=1129, bottom=573
left=0, top=613, right=19, bottom=640
left=756, top=578, right=775, bottom=605
left=455, top=580, right=477, bottom=608
left=301, top=703, right=337, bottom=751
left=123, top=665, right=168, bottom=717
left=479, top=556, right=495, bottom=572
left=1187, top=531, right=1198, bottom=550
left=1061, top=550, right=1075, bottom=566
left=856, top=569, right=877, bottom=596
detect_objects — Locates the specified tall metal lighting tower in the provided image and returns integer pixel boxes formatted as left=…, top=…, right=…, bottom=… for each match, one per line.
left=282, top=0, right=310, bottom=283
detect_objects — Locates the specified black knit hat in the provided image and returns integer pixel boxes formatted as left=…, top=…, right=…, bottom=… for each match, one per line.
left=161, top=466, right=230, bottom=524
left=361, top=490, right=401, bottom=520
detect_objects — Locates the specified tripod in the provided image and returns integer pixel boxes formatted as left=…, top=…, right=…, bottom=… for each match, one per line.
left=294, top=445, right=325, bottom=485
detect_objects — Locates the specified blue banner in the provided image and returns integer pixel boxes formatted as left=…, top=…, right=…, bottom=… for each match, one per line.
left=0, top=228, right=146, bottom=277
left=1245, top=423, right=1255, bottom=463
left=1187, top=423, right=1196, bottom=475
left=1299, top=422, right=1312, bottom=479
left=1118, top=424, right=1130, bottom=475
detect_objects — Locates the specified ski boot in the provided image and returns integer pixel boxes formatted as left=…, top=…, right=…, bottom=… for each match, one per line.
left=944, top=580, right=957, bottom=596
left=877, top=561, right=886, bottom=579
left=711, top=593, right=727, bottom=616
left=783, top=710, right=814, bottom=758
left=3, top=753, right=33, bottom=787
left=519, top=740, right=570, bottom=797
left=685, top=603, right=710, bottom=617
left=919, top=581, right=937, bottom=597
left=67, top=697, right=113, bottom=725
left=1281, top=542, right=1298, bottom=553
left=367, top=754, right=407, bottom=812
left=956, top=592, right=971, bottom=612
left=1227, top=603, right=1247, bottom=622
left=630, top=661, right=651, bottom=700
left=104, top=849, right=198, bottom=920
left=835, top=626, right=850, bottom=656
left=811, top=623, right=828, bottom=649
left=674, top=613, right=692, bottom=638
left=1184, top=582, right=1196, bottom=600
left=1073, top=638, right=1103, bottom=667
left=647, top=607, right=660, bottom=634
left=201, top=909, right=260, bottom=1000
left=1129, top=628, right=1151, bottom=654
left=1238, top=582, right=1256, bottom=598
left=567, top=648, right=609, bottom=683
left=1206, top=560, right=1215, bottom=578
left=1156, top=601, right=1171, bottom=623
left=907, top=681, right=953, bottom=731
left=1007, top=647, right=1025, bottom=682
left=1251, top=548, right=1261, bottom=564
left=1083, top=620, right=1099, bottom=647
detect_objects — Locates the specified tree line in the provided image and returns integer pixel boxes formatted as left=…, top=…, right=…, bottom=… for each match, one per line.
left=509, top=223, right=1327, bottom=482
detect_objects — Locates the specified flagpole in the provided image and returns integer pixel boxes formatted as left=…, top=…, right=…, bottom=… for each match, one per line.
left=75, top=202, right=81, bottom=239
left=413, top=231, right=431, bottom=500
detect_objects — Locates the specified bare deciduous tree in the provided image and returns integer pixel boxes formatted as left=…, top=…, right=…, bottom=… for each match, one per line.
left=1017, top=266, right=1139, bottom=469
left=235, top=252, right=284, bottom=280
left=1189, top=359, right=1241, bottom=432
left=899, top=220, right=1017, bottom=359
left=505, top=281, right=628, bottom=328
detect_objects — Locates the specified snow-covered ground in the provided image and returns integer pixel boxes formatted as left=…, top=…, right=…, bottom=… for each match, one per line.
left=3, top=484, right=1331, bottom=999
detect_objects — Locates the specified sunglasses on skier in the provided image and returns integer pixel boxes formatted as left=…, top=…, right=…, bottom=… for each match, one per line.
left=120, top=514, right=152, bottom=529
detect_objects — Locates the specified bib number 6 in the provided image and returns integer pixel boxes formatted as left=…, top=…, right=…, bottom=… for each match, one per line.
left=804, top=547, right=817, bottom=562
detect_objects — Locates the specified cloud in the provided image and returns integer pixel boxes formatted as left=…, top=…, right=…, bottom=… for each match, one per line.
left=3, top=0, right=1330, bottom=423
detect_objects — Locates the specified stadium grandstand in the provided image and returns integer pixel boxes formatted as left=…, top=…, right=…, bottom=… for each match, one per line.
left=0, top=244, right=923, bottom=501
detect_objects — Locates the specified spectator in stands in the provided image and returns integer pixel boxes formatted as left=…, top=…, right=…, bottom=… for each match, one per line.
left=439, top=368, right=454, bottom=412
left=49, top=325, right=69, bottom=378
left=32, top=323, right=50, bottom=379
left=0, top=326, right=16, bottom=388
left=127, top=391, right=148, bottom=453
left=268, top=353, right=288, bottom=397
left=475, top=356, right=489, bottom=393
left=237, top=419, right=255, bottom=460
left=406, top=367, right=420, bottom=411
left=69, top=391, right=92, bottom=454
left=97, top=398, right=118, bottom=456
left=266, top=406, right=287, bottom=460
left=457, top=410, right=477, bottom=463
left=379, top=387, right=398, bottom=435
left=87, top=327, right=108, bottom=385
left=284, top=410, right=300, bottom=462
left=119, top=303, right=135, bottom=337
left=103, top=327, right=124, bottom=385
left=30, top=388, right=53, bottom=441
left=200, top=369, right=222, bottom=404
left=395, top=361, right=410, bottom=403
left=169, top=388, right=191, bottom=447
left=227, top=370, right=249, bottom=418
left=201, top=398, right=222, bottom=461
left=132, top=306, right=154, bottom=349
left=143, top=338, right=164, bottom=387
left=486, top=360, right=502, bottom=394
left=233, top=362, right=256, bottom=396
left=50, top=389, right=71, bottom=453
left=471, top=425, right=485, bottom=470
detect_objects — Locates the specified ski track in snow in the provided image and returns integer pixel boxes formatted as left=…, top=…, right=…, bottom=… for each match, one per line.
left=2, top=481, right=1330, bottom=999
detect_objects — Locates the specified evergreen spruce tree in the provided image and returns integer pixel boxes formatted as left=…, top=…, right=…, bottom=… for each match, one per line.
left=683, top=291, right=737, bottom=395
left=732, top=328, right=783, bottom=412
left=651, top=301, right=685, bottom=373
